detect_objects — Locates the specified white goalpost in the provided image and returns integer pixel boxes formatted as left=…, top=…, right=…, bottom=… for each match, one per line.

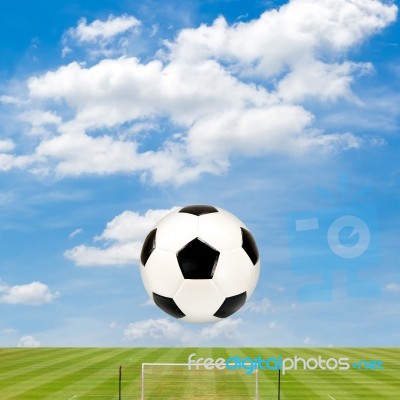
left=141, top=362, right=259, bottom=400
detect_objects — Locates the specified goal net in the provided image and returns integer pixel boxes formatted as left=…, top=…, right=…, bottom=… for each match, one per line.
left=141, top=362, right=259, bottom=400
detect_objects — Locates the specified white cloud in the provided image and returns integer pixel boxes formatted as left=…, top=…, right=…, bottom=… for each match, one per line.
left=0, top=95, right=27, bottom=106
left=186, top=105, right=314, bottom=159
left=61, top=46, right=72, bottom=58
left=67, top=15, right=141, bottom=43
left=65, top=242, right=142, bottom=267
left=199, top=318, right=242, bottom=340
left=26, top=56, right=360, bottom=182
left=303, top=336, right=316, bottom=345
left=28, top=57, right=266, bottom=131
left=0, top=281, right=59, bottom=305
left=0, top=139, right=15, bottom=152
left=124, top=318, right=184, bottom=341
left=0, top=153, right=37, bottom=172
left=0, top=281, right=7, bottom=292
left=62, top=14, right=142, bottom=58
left=270, top=285, right=285, bottom=293
left=246, top=298, right=274, bottom=314
left=109, top=322, right=119, bottom=329
left=20, top=110, right=61, bottom=136
left=123, top=121, right=159, bottom=137
left=0, top=140, right=38, bottom=172
left=139, top=298, right=155, bottom=307
left=1, top=0, right=397, bottom=184
left=18, top=335, right=41, bottom=348
left=69, top=228, right=82, bottom=238
left=95, top=209, right=171, bottom=242
left=277, top=60, right=373, bottom=102
left=65, top=207, right=177, bottom=266
left=383, top=283, right=400, bottom=292
left=123, top=317, right=242, bottom=344
left=168, top=0, right=397, bottom=77
left=1, top=328, right=17, bottom=335
left=268, top=321, right=281, bottom=329
left=36, top=132, right=142, bottom=176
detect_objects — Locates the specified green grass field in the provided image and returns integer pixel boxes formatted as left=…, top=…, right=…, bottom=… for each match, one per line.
left=0, top=348, right=398, bottom=399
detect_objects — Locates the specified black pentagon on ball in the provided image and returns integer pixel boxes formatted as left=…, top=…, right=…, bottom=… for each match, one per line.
left=141, top=228, right=157, bottom=266
left=214, top=292, right=247, bottom=318
left=241, top=227, right=259, bottom=265
left=179, top=205, right=218, bottom=216
left=153, top=292, right=185, bottom=319
left=177, top=238, right=220, bottom=279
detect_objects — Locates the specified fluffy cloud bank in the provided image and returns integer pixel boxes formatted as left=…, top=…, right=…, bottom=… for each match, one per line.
left=123, top=317, right=242, bottom=345
left=18, top=335, right=41, bottom=348
left=65, top=207, right=177, bottom=266
left=0, top=281, right=59, bottom=305
left=2, top=0, right=398, bottom=184
left=66, top=14, right=141, bottom=43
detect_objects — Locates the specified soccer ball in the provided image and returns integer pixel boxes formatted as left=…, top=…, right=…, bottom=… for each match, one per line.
left=140, top=205, right=260, bottom=323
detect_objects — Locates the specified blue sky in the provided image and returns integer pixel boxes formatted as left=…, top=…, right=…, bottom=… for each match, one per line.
left=0, top=0, right=399, bottom=347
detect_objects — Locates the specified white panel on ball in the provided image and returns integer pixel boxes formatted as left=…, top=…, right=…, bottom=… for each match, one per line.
left=140, top=265, right=152, bottom=297
left=156, top=212, right=199, bottom=252
left=198, top=211, right=242, bottom=252
left=174, top=280, right=225, bottom=323
left=144, top=248, right=184, bottom=297
left=247, top=260, right=260, bottom=298
left=183, top=314, right=221, bottom=323
left=216, top=207, right=249, bottom=230
left=213, top=248, right=254, bottom=297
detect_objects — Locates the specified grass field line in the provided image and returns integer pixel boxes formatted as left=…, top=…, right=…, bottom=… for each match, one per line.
left=327, top=395, right=336, bottom=400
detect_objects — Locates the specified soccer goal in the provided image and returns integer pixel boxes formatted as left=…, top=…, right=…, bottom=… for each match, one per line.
left=141, top=362, right=259, bottom=400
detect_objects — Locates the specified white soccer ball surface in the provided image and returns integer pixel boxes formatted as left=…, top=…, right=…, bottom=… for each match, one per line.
left=140, top=205, right=260, bottom=323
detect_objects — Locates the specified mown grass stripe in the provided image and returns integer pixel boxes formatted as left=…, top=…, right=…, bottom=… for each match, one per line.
left=28, top=348, right=132, bottom=400
left=212, top=347, right=230, bottom=398
left=274, top=347, right=399, bottom=399
left=0, top=348, right=104, bottom=393
left=0, top=347, right=398, bottom=399
left=333, top=347, right=400, bottom=394
left=42, top=348, right=139, bottom=400
left=297, top=348, right=371, bottom=400
left=82, top=348, right=156, bottom=399
left=108, top=347, right=171, bottom=399
left=2, top=348, right=123, bottom=399
left=216, top=347, right=254, bottom=399
left=0, top=348, right=82, bottom=373
left=177, top=347, right=203, bottom=400
left=277, top=348, right=325, bottom=399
